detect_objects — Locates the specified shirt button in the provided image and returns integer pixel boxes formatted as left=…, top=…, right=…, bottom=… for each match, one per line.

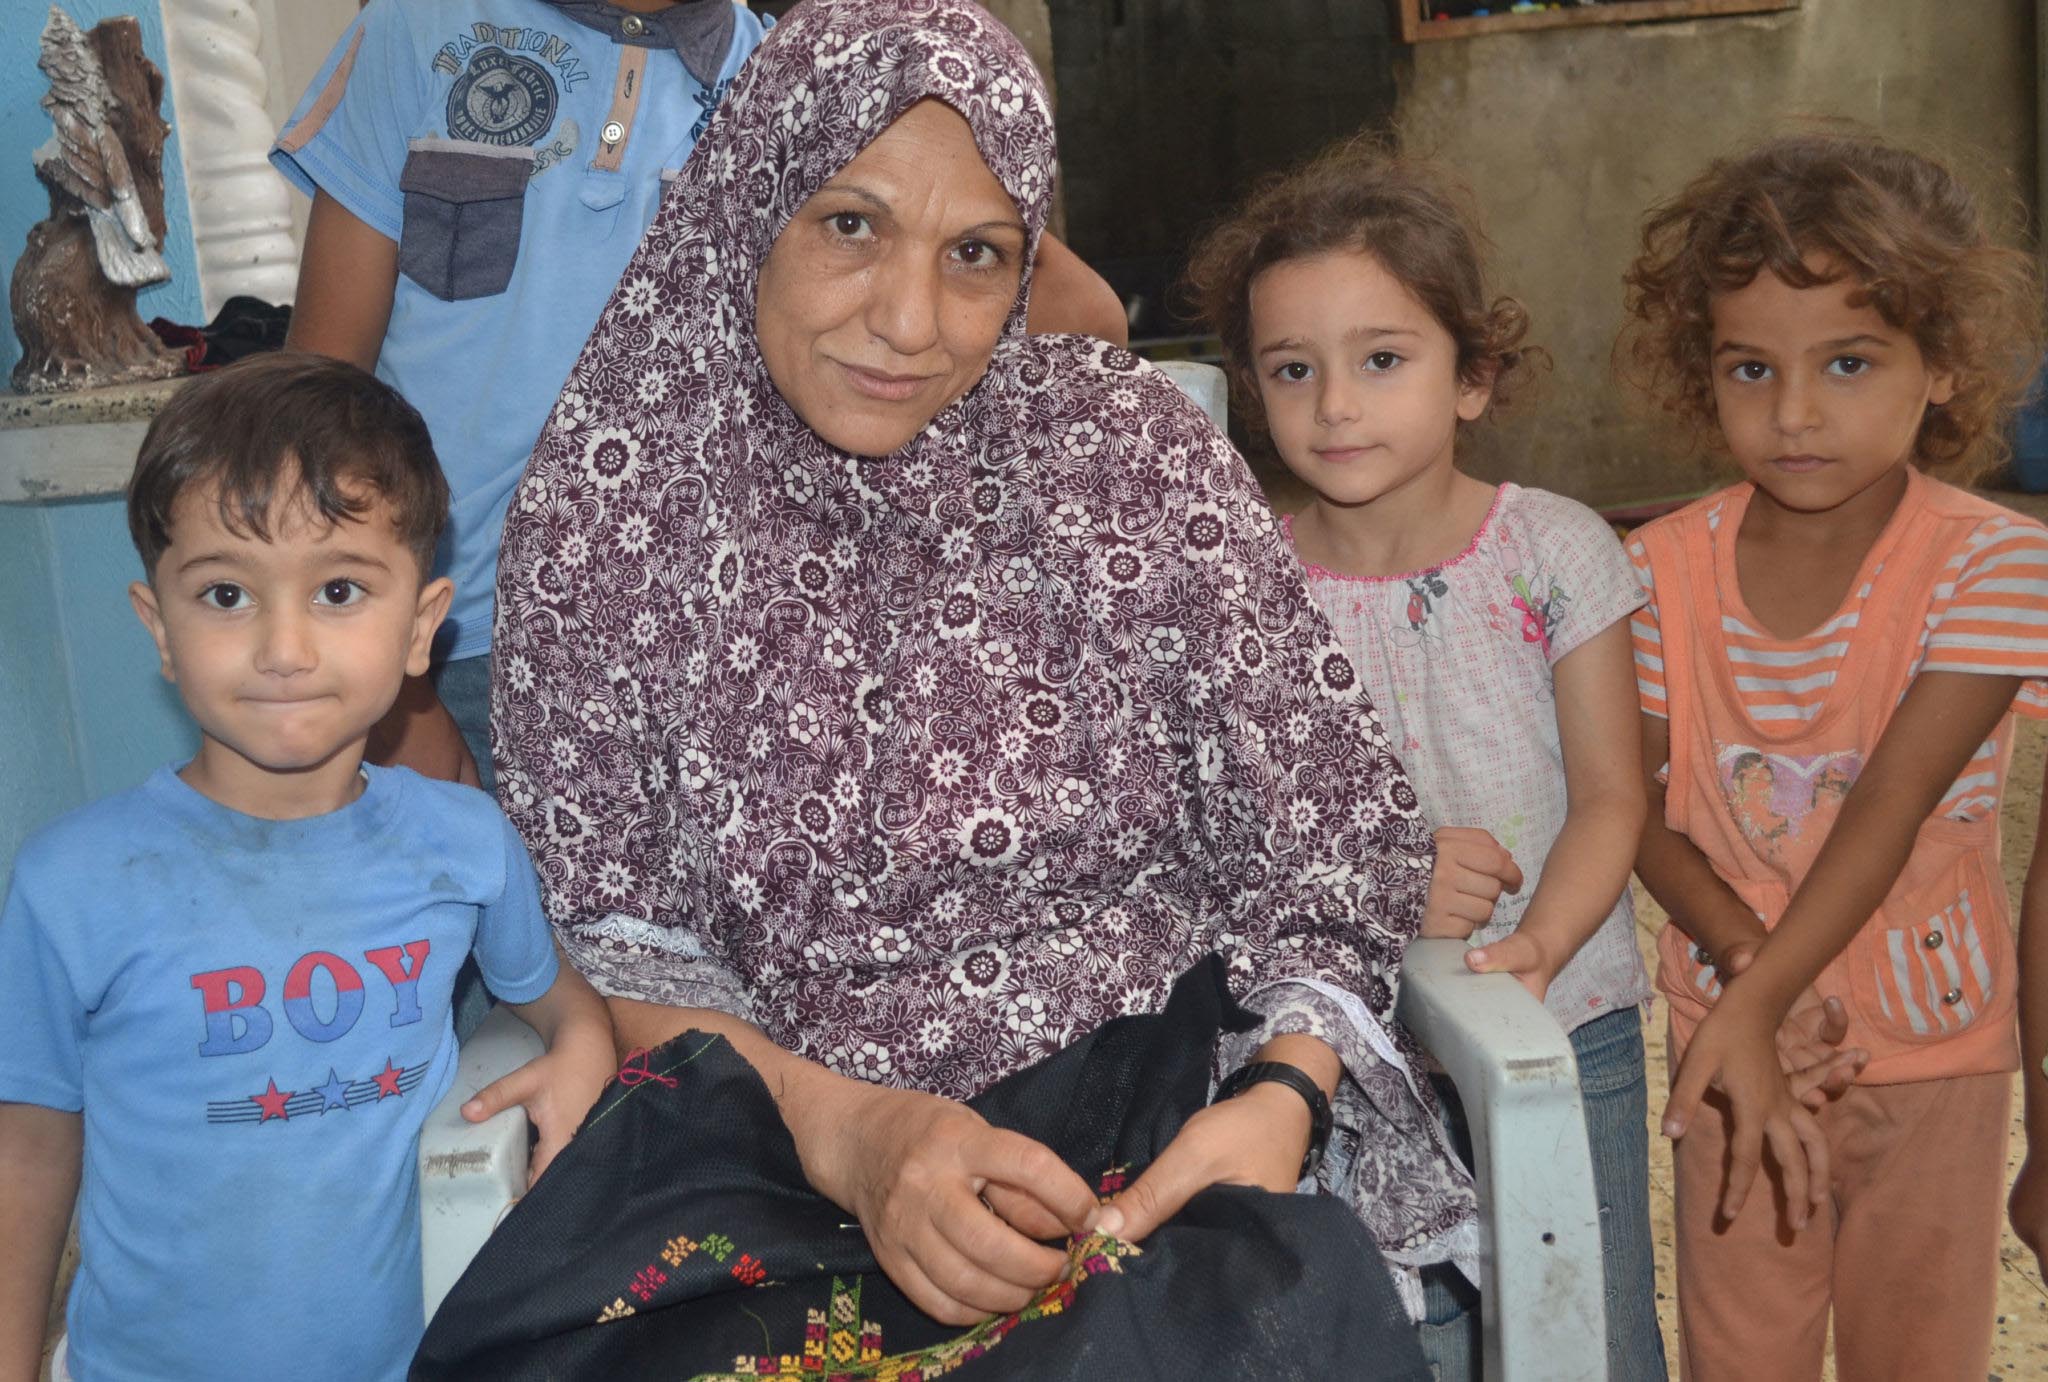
left=1923, top=931, right=1944, bottom=949
left=1691, top=945, right=1711, bottom=966
left=620, top=13, right=646, bottom=36
left=602, top=120, right=626, bottom=144
left=1942, top=987, right=1963, bottom=1005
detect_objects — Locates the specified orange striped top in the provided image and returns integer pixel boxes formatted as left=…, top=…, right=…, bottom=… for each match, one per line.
left=1629, top=486, right=2048, bottom=821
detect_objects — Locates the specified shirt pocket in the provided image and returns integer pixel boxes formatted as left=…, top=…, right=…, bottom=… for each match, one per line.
left=397, top=138, right=536, bottom=302
left=1847, top=832, right=2008, bottom=1044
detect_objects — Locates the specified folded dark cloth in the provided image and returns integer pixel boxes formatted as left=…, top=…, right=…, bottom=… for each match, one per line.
left=149, top=295, right=292, bottom=371
left=413, top=956, right=1429, bottom=1380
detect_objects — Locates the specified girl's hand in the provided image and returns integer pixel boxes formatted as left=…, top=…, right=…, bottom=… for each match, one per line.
left=461, top=1020, right=618, bottom=1184
left=1716, top=941, right=1866, bottom=1108
left=808, top=1083, right=1099, bottom=1326
left=2010, top=1155, right=2048, bottom=1277
left=1421, top=827, right=1523, bottom=939
left=1663, top=993, right=1831, bottom=1230
left=1465, top=928, right=1564, bottom=1001
left=1095, top=1081, right=1310, bottom=1243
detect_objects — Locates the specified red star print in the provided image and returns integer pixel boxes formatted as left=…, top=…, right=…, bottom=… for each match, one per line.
left=251, top=1079, right=293, bottom=1122
left=371, top=1059, right=405, bottom=1099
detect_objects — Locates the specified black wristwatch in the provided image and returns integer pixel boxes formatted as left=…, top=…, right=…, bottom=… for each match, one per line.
left=1213, top=1061, right=1333, bottom=1180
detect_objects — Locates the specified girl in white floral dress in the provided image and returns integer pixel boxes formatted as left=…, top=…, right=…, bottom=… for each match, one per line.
left=1189, top=143, right=1663, bottom=1380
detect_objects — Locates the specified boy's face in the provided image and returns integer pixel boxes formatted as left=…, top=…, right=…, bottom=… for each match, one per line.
left=129, top=478, right=451, bottom=815
left=1708, top=262, right=1954, bottom=515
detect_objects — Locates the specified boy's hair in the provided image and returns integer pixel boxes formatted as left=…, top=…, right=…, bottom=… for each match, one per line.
left=1183, top=137, right=1535, bottom=435
left=1622, top=132, right=2045, bottom=473
left=127, top=352, right=449, bottom=577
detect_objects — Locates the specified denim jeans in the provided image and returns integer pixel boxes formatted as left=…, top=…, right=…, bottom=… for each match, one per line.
left=1417, top=1005, right=1667, bottom=1381
left=433, top=652, right=496, bottom=794
left=432, top=653, right=495, bottom=1040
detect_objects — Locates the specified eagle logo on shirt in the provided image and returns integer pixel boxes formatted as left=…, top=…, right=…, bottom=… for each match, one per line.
left=448, top=47, right=557, bottom=146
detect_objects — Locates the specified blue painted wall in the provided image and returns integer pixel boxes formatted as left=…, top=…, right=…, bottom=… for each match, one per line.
left=2, top=4, right=202, bottom=881
left=1, top=0, right=205, bottom=380
left=0, top=496, right=193, bottom=883
left=0, top=505, right=87, bottom=871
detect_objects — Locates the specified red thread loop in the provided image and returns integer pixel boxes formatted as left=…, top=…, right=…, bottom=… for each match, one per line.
left=617, top=1047, right=678, bottom=1088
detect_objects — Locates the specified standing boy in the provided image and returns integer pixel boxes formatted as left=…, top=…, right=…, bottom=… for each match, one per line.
left=0, top=355, right=615, bottom=1382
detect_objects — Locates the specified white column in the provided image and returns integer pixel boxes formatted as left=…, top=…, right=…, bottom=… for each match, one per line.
left=160, top=0, right=301, bottom=315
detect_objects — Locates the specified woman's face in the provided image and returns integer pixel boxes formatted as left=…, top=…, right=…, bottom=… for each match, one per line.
left=756, top=99, right=1028, bottom=457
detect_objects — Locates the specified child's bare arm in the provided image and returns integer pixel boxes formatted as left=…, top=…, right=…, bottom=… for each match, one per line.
left=1635, top=712, right=1771, bottom=962
left=1666, top=670, right=2022, bottom=1226
left=462, top=955, right=616, bottom=1183
left=284, top=190, right=399, bottom=372
left=0, top=1104, right=80, bottom=1382
left=2011, top=755, right=2048, bottom=1274
left=283, top=192, right=481, bottom=782
left=1466, top=619, right=1643, bottom=999
left=1025, top=232, right=1128, bottom=345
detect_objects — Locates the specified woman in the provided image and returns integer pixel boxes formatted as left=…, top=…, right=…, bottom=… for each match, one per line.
left=492, top=0, right=1473, bottom=1328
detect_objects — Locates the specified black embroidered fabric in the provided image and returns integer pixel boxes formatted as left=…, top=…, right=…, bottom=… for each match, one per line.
left=412, top=957, right=1429, bottom=1380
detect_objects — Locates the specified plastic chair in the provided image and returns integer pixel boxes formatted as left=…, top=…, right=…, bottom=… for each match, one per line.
left=1398, top=938, right=1607, bottom=1380
left=419, top=1005, right=542, bottom=1320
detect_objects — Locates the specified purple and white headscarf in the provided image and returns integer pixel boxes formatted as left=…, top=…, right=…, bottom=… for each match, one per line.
left=492, top=0, right=1475, bottom=1295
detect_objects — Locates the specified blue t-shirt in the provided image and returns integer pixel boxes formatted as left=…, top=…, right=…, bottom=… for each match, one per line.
left=270, top=0, right=769, bottom=660
left=0, top=766, right=558, bottom=1382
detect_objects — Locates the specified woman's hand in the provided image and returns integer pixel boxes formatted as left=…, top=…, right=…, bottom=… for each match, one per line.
left=1662, top=989, right=1831, bottom=1231
left=1096, top=1081, right=1310, bottom=1243
left=806, top=1083, right=1100, bottom=1326
left=1421, top=827, right=1523, bottom=939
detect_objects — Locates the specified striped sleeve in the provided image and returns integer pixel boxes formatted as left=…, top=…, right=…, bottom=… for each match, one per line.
left=1626, top=537, right=1667, bottom=718
left=1923, top=516, right=2048, bottom=718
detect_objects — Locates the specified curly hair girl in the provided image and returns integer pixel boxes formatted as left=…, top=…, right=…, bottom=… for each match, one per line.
left=1623, top=132, right=2041, bottom=472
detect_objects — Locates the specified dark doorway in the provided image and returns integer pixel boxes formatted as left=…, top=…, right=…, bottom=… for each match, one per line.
left=1046, top=0, right=1402, bottom=343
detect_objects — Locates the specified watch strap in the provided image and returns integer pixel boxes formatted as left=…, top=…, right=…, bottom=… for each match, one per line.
left=1213, top=1060, right=1333, bottom=1180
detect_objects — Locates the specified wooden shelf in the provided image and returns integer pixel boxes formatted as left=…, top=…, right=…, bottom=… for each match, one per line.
left=1397, top=0, right=1798, bottom=43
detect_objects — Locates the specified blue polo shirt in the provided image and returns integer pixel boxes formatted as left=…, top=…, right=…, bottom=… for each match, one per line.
left=272, top=0, right=768, bottom=660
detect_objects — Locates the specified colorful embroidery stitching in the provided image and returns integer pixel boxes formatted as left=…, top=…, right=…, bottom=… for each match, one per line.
left=669, top=1233, right=1139, bottom=1381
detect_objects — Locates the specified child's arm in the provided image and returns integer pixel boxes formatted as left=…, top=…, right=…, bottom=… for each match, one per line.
left=1664, top=670, right=2024, bottom=1227
left=1025, top=232, right=1129, bottom=345
left=1635, top=712, right=1862, bottom=1101
left=0, top=1104, right=80, bottom=1382
left=1421, top=826, right=1523, bottom=938
left=1465, top=619, right=1642, bottom=999
left=284, top=191, right=480, bottom=785
left=1635, top=713, right=1771, bottom=961
left=284, top=190, right=398, bottom=372
left=459, top=955, right=616, bottom=1183
left=2011, top=754, right=2048, bottom=1274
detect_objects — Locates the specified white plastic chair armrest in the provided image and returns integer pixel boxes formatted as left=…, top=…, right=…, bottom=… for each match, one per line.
left=1154, top=359, right=1228, bottom=429
left=419, top=1006, right=543, bottom=1321
left=1395, top=938, right=1606, bottom=1382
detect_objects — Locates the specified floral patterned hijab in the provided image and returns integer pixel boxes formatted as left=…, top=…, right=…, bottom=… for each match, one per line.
left=493, top=0, right=1474, bottom=1298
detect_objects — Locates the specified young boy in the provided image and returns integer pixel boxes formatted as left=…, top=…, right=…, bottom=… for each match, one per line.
left=0, top=354, right=616, bottom=1382
left=272, top=0, right=1126, bottom=789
